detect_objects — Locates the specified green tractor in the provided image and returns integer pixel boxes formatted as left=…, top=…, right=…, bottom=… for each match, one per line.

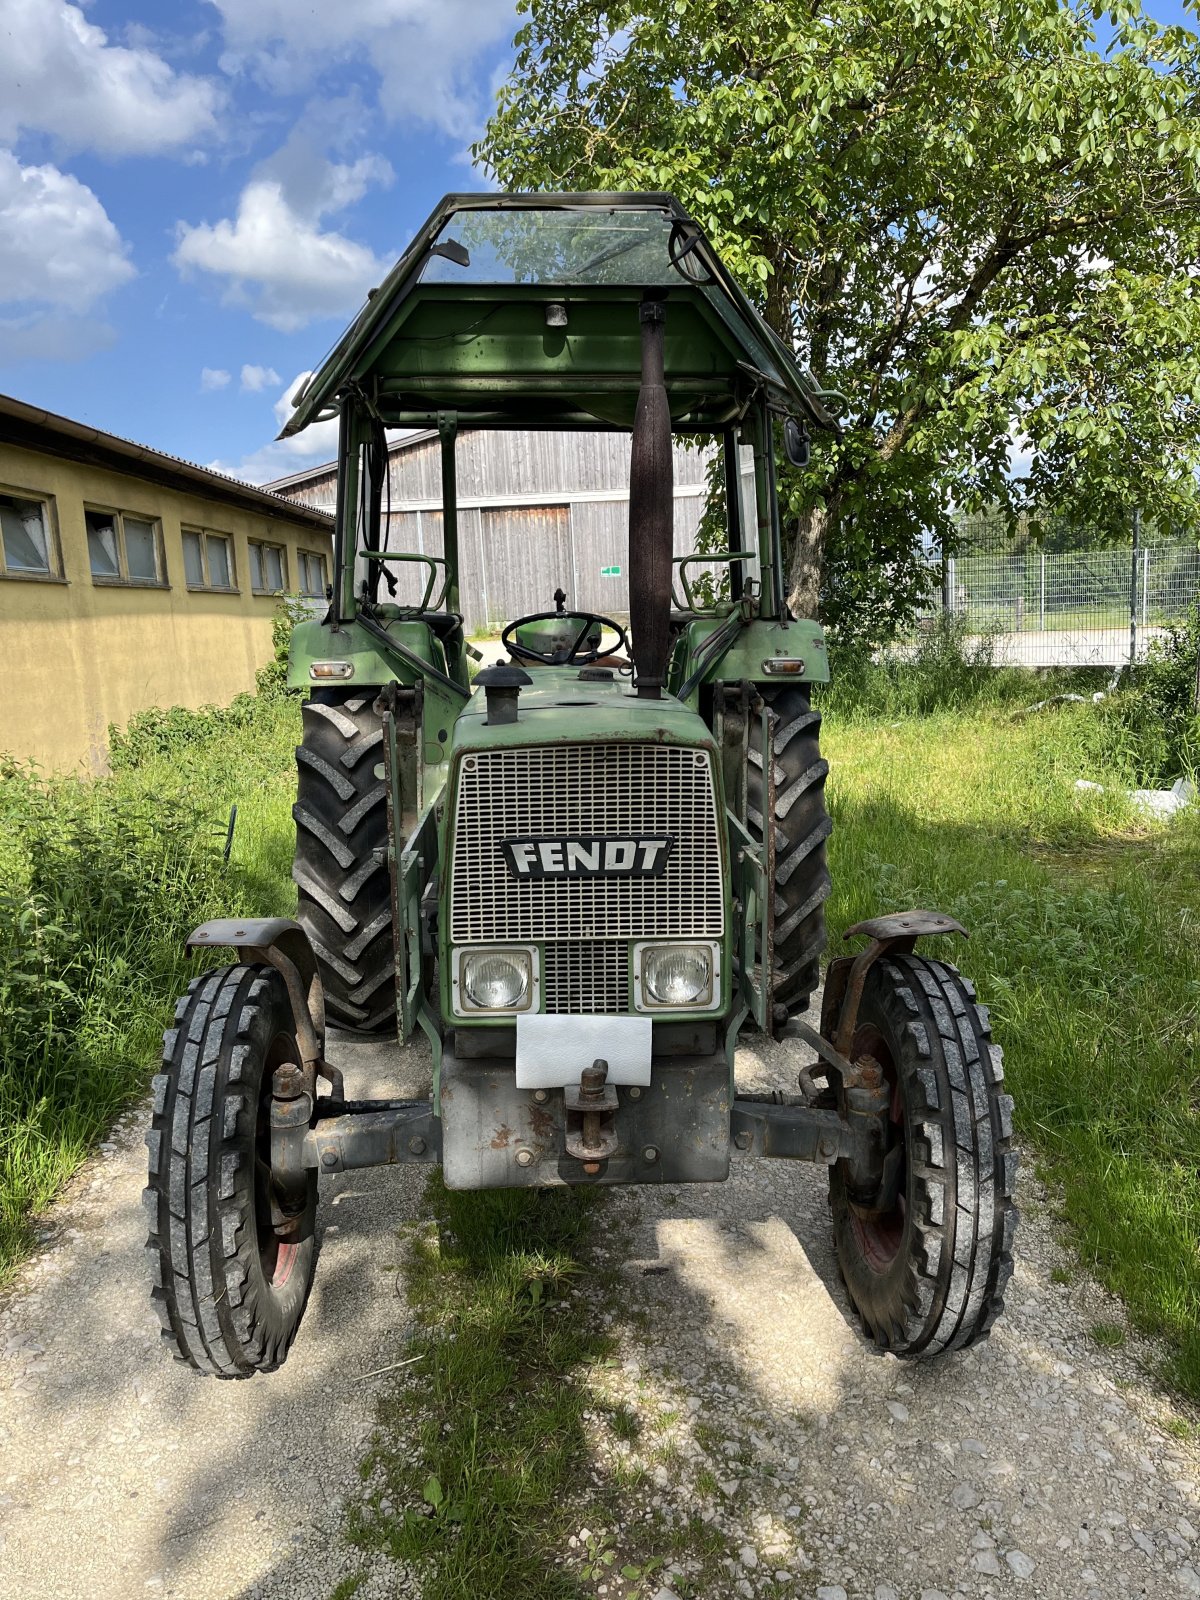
left=145, top=194, right=1016, bottom=1377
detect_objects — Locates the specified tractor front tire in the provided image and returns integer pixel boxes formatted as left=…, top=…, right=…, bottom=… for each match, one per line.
left=293, top=689, right=396, bottom=1033
left=830, top=953, right=1017, bottom=1356
left=145, top=964, right=318, bottom=1377
left=747, top=685, right=832, bottom=1021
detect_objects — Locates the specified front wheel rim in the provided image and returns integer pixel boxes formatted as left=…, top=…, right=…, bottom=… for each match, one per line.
left=846, top=1023, right=906, bottom=1273
left=255, top=1030, right=304, bottom=1290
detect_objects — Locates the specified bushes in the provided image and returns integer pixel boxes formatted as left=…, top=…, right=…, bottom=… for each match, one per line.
left=0, top=763, right=228, bottom=1269
left=1084, top=605, right=1200, bottom=787
left=109, top=693, right=264, bottom=770
left=254, top=592, right=312, bottom=699
left=821, top=611, right=1084, bottom=720
left=0, top=687, right=301, bottom=1280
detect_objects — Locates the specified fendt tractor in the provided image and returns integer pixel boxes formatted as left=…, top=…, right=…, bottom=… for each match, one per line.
left=145, top=194, right=1016, bottom=1378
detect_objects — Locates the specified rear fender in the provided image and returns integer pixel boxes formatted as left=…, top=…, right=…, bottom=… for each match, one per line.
left=668, top=616, right=830, bottom=701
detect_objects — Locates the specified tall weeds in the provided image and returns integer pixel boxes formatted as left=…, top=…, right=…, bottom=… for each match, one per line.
left=0, top=695, right=300, bottom=1278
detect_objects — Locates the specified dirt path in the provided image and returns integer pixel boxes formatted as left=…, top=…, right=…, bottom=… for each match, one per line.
left=1, top=1026, right=1198, bottom=1600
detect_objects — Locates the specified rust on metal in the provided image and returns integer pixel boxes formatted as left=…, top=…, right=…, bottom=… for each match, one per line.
left=832, top=908, right=968, bottom=1059
left=563, top=1058, right=620, bottom=1160
left=185, top=916, right=338, bottom=1100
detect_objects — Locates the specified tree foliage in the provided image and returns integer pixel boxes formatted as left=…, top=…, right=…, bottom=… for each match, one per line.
left=478, top=0, right=1200, bottom=642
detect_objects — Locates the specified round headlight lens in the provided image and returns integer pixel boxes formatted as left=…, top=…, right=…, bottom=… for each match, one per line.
left=463, top=950, right=530, bottom=1010
left=643, top=946, right=712, bottom=1006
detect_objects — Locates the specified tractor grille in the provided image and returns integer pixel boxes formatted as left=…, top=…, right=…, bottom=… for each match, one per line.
left=543, top=940, right=629, bottom=1015
left=450, top=743, right=724, bottom=1013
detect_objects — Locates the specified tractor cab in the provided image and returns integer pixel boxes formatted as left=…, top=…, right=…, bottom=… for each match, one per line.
left=146, top=194, right=1016, bottom=1380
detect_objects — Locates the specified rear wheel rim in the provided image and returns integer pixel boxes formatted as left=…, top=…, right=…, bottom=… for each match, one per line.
left=255, top=1030, right=303, bottom=1290
left=846, top=1023, right=906, bottom=1273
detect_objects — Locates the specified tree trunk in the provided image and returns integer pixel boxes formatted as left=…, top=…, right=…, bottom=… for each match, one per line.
left=787, top=502, right=827, bottom=619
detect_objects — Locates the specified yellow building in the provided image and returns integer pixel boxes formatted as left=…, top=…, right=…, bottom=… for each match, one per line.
left=0, top=393, right=333, bottom=773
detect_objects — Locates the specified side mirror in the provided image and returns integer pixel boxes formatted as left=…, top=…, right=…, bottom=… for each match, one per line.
left=783, top=417, right=811, bottom=469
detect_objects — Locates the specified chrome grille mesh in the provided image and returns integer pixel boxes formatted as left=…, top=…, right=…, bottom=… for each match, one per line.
left=543, top=941, right=629, bottom=1014
left=450, top=743, right=723, bottom=1013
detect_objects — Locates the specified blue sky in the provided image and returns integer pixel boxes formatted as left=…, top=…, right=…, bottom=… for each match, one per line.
left=0, top=0, right=1194, bottom=484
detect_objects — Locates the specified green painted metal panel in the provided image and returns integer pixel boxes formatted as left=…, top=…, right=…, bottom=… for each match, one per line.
left=667, top=617, right=831, bottom=698
left=287, top=615, right=468, bottom=779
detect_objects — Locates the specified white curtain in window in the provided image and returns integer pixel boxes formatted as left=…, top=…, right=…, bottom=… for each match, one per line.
left=86, top=513, right=120, bottom=577
left=1, top=496, right=50, bottom=572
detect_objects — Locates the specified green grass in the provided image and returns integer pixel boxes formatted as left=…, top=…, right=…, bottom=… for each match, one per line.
left=349, top=1177, right=734, bottom=1599
left=823, top=703, right=1200, bottom=1393
left=0, top=693, right=300, bottom=1281
left=350, top=1179, right=613, bottom=1599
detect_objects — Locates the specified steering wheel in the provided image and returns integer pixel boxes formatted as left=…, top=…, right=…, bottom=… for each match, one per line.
left=502, top=609, right=630, bottom=667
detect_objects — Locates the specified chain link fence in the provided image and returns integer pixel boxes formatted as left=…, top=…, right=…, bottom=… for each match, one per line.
left=928, top=520, right=1200, bottom=668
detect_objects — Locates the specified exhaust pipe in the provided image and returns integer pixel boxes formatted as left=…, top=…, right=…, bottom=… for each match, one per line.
left=628, top=299, right=672, bottom=699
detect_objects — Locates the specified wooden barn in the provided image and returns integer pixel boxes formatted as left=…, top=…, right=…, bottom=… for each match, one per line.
left=268, top=429, right=731, bottom=633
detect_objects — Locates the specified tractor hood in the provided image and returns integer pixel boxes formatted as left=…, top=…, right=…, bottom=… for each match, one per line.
left=280, top=192, right=835, bottom=437
left=451, top=668, right=718, bottom=756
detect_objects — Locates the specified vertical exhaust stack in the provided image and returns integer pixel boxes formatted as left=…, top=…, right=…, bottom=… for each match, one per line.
left=628, top=300, right=672, bottom=699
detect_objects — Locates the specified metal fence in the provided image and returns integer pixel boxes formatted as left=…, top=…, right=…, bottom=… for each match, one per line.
left=931, top=537, right=1200, bottom=669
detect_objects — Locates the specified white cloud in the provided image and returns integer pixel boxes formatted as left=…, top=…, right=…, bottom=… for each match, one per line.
left=206, top=0, right=516, bottom=138
left=0, top=150, right=135, bottom=313
left=200, top=366, right=231, bottom=391
left=172, top=146, right=393, bottom=331
left=208, top=370, right=340, bottom=484
left=0, top=0, right=221, bottom=156
left=240, top=363, right=281, bottom=392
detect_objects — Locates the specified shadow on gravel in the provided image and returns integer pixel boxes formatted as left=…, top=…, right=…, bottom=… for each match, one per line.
left=227, top=1025, right=1200, bottom=1600
left=0, top=1043, right=435, bottom=1600
left=5, top=912, right=1199, bottom=1598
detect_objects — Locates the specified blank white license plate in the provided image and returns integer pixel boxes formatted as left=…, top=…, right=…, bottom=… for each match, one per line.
left=515, top=1014, right=652, bottom=1089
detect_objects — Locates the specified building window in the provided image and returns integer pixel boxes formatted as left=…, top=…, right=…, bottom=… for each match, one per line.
left=249, top=539, right=287, bottom=595
left=183, top=527, right=237, bottom=592
left=86, top=507, right=166, bottom=586
left=298, top=549, right=328, bottom=597
left=0, top=489, right=61, bottom=581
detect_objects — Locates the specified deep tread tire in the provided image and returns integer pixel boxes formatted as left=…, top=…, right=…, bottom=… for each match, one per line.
left=830, top=953, right=1018, bottom=1356
left=144, top=964, right=318, bottom=1377
left=293, top=689, right=396, bottom=1033
left=746, top=685, right=831, bottom=1017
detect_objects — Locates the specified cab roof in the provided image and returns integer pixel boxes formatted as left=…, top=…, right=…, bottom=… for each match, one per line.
left=282, top=193, right=834, bottom=438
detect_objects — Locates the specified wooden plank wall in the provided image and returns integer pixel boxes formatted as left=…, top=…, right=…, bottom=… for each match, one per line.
left=278, top=430, right=758, bottom=633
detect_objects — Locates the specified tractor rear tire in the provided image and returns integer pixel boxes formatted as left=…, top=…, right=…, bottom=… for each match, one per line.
left=144, top=963, right=318, bottom=1377
left=746, top=685, right=832, bottom=1022
left=292, top=688, right=396, bottom=1033
left=830, top=953, right=1018, bottom=1356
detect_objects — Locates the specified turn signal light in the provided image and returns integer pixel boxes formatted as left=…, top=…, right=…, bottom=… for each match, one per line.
left=761, top=657, right=807, bottom=675
left=310, top=661, right=354, bottom=680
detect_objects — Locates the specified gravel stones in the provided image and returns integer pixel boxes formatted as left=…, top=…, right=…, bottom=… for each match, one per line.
left=0, top=1019, right=1199, bottom=1600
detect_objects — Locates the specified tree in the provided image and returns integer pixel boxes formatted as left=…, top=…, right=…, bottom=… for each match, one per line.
left=477, top=0, right=1200, bottom=642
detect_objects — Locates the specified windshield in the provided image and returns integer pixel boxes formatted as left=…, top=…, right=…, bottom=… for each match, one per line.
left=419, top=207, right=679, bottom=287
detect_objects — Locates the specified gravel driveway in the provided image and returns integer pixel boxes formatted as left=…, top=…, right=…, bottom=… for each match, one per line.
left=1, top=1024, right=1198, bottom=1600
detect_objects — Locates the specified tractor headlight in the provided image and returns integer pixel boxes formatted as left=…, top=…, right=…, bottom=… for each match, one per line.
left=457, top=947, right=535, bottom=1013
left=635, top=942, right=718, bottom=1011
